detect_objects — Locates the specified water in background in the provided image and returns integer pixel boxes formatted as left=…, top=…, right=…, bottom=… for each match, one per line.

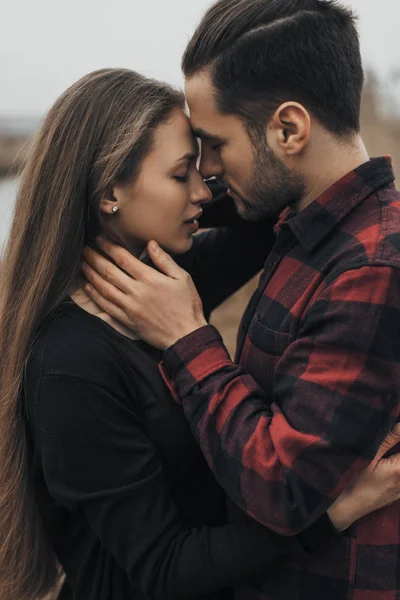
left=0, top=177, right=18, bottom=250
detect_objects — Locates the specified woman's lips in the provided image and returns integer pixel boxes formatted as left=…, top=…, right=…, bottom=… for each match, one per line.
left=183, top=210, right=202, bottom=233
left=184, top=219, right=200, bottom=233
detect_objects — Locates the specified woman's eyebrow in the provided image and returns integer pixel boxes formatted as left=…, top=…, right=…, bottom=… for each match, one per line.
left=174, top=151, right=199, bottom=164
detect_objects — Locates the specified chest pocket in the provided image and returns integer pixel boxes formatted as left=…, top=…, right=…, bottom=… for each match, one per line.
left=241, top=316, right=295, bottom=396
left=248, top=316, right=295, bottom=357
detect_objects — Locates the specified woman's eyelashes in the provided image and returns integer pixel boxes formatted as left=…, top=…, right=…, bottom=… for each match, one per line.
left=174, top=174, right=188, bottom=183
left=173, top=158, right=198, bottom=183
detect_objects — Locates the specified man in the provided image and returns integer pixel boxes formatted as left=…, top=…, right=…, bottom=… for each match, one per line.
left=84, top=0, right=400, bottom=597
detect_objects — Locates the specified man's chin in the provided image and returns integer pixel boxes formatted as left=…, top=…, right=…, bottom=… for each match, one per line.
left=230, top=187, right=285, bottom=221
left=229, top=193, right=253, bottom=219
left=233, top=197, right=270, bottom=222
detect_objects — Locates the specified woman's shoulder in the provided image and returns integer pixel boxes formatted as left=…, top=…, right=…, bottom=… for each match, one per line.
left=24, top=302, right=148, bottom=448
left=28, top=301, right=129, bottom=385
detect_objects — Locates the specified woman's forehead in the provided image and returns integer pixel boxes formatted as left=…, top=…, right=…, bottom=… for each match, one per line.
left=152, top=109, right=199, bottom=158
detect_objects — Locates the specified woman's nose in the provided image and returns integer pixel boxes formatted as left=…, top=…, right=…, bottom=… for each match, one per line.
left=191, top=177, right=213, bottom=205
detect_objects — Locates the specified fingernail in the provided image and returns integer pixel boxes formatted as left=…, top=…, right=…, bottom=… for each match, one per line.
left=96, top=235, right=104, bottom=246
left=149, top=241, right=158, bottom=252
left=85, top=284, right=92, bottom=293
left=82, top=261, right=88, bottom=270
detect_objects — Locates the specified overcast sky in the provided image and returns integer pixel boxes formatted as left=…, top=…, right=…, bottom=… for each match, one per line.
left=0, top=0, right=399, bottom=116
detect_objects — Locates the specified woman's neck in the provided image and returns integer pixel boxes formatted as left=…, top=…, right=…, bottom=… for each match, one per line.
left=70, top=287, right=140, bottom=341
left=71, top=234, right=147, bottom=340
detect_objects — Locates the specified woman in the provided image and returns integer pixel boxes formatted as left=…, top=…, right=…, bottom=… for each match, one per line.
left=0, top=68, right=399, bottom=600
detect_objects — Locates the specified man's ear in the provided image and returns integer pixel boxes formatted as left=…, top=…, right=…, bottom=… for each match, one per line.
left=266, top=101, right=311, bottom=157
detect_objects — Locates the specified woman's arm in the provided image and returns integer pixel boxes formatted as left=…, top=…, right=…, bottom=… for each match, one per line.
left=35, top=372, right=314, bottom=600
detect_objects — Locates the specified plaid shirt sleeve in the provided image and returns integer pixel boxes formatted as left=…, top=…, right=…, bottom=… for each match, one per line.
left=159, top=265, right=400, bottom=535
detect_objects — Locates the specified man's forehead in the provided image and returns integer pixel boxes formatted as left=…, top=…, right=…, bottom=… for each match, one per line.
left=184, top=70, right=215, bottom=110
left=185, top=72, right=225, bottom=138
left=185, top=70, right=245, bottom=141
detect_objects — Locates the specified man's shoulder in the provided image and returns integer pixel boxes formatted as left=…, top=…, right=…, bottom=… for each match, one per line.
left=377, top=185, right=400, bottom=265
left=337, top=184, right=400, bottom=271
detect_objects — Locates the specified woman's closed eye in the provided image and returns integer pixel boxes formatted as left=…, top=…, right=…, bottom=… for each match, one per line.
left=174, top=174, right=189, bottom=183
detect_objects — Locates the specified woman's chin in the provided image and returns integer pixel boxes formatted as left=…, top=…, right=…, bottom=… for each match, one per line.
left=163, top=235, right=194, bottom=256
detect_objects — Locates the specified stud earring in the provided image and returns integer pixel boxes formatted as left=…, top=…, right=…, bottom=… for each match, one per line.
left=112, top=206, right=118, bottom=213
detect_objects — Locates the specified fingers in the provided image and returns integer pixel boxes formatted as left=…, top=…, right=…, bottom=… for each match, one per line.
left=83, top=247, right=139, bottom=294
left=82, top=260, right=128, bottom=308
left=96, top=237, right=155, bottom=281
left=147, top=241, right=186, bottom=279
left=373, top=423, right=400, bottom=462
left=84, top=282, right=134, bottom=329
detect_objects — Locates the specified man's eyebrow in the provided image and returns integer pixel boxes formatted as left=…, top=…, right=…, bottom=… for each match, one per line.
left=192, top=127, right=221, bottom=142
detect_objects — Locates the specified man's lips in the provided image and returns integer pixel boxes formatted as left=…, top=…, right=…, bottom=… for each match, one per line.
left=219, top=179, right=240, bottom=199
left=227, top=187, right=241, bottom=201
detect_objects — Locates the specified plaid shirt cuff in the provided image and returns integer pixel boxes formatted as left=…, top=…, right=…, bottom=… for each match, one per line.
left=159, top=325, right=232, bottom=403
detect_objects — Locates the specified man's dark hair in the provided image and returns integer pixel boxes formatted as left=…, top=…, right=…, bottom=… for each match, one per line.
left=182, top=0, right=364, bottom=136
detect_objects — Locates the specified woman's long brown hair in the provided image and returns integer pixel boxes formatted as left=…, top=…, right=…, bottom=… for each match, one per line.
left=0, top=68, right=184, bottom=600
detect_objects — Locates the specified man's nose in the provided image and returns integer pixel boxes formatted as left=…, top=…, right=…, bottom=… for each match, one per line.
left=199, top=149, right=224, bottom=180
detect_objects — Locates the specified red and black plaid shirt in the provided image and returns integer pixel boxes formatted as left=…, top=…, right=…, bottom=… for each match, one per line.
left=160, top=156, right=400, bottom=599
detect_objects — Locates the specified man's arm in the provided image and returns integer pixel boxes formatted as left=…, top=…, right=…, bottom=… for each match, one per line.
left=158, top=265, right=400, bottom=534
left=82, top=243, right=400, bottom=534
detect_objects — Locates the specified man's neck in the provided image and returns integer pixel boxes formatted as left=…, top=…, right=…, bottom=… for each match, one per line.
left=296, top=134, right=369, bottom=212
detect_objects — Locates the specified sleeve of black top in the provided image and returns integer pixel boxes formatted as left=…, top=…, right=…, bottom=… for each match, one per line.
left=35, top=373, right=333, bottom=600
left=175, top=185, right=276, bottom=317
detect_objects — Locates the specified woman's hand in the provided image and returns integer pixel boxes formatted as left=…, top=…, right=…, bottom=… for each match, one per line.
left=328, top=424, right=400, bottom=531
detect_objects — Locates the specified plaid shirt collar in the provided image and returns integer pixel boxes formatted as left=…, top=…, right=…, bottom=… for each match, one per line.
left=274, top=156, right=395, bottom=253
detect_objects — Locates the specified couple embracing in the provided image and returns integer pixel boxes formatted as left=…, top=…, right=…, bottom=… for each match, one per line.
left=1, top=1, right=400, bottom=599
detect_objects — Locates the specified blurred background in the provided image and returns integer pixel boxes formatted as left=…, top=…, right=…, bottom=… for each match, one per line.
left=0, top=0, right=399, bottom=356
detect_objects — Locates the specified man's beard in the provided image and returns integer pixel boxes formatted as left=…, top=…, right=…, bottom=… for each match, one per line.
left=232, top=138, right=306, bottom=222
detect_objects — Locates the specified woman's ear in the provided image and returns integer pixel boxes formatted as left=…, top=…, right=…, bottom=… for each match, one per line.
left=267, top=101, right=311, bottom=157
left=100, top=190, right=119, bottom=216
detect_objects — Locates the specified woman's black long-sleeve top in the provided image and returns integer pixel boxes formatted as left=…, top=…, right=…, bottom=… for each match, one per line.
left=24, top=186, right=335, bottom=600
